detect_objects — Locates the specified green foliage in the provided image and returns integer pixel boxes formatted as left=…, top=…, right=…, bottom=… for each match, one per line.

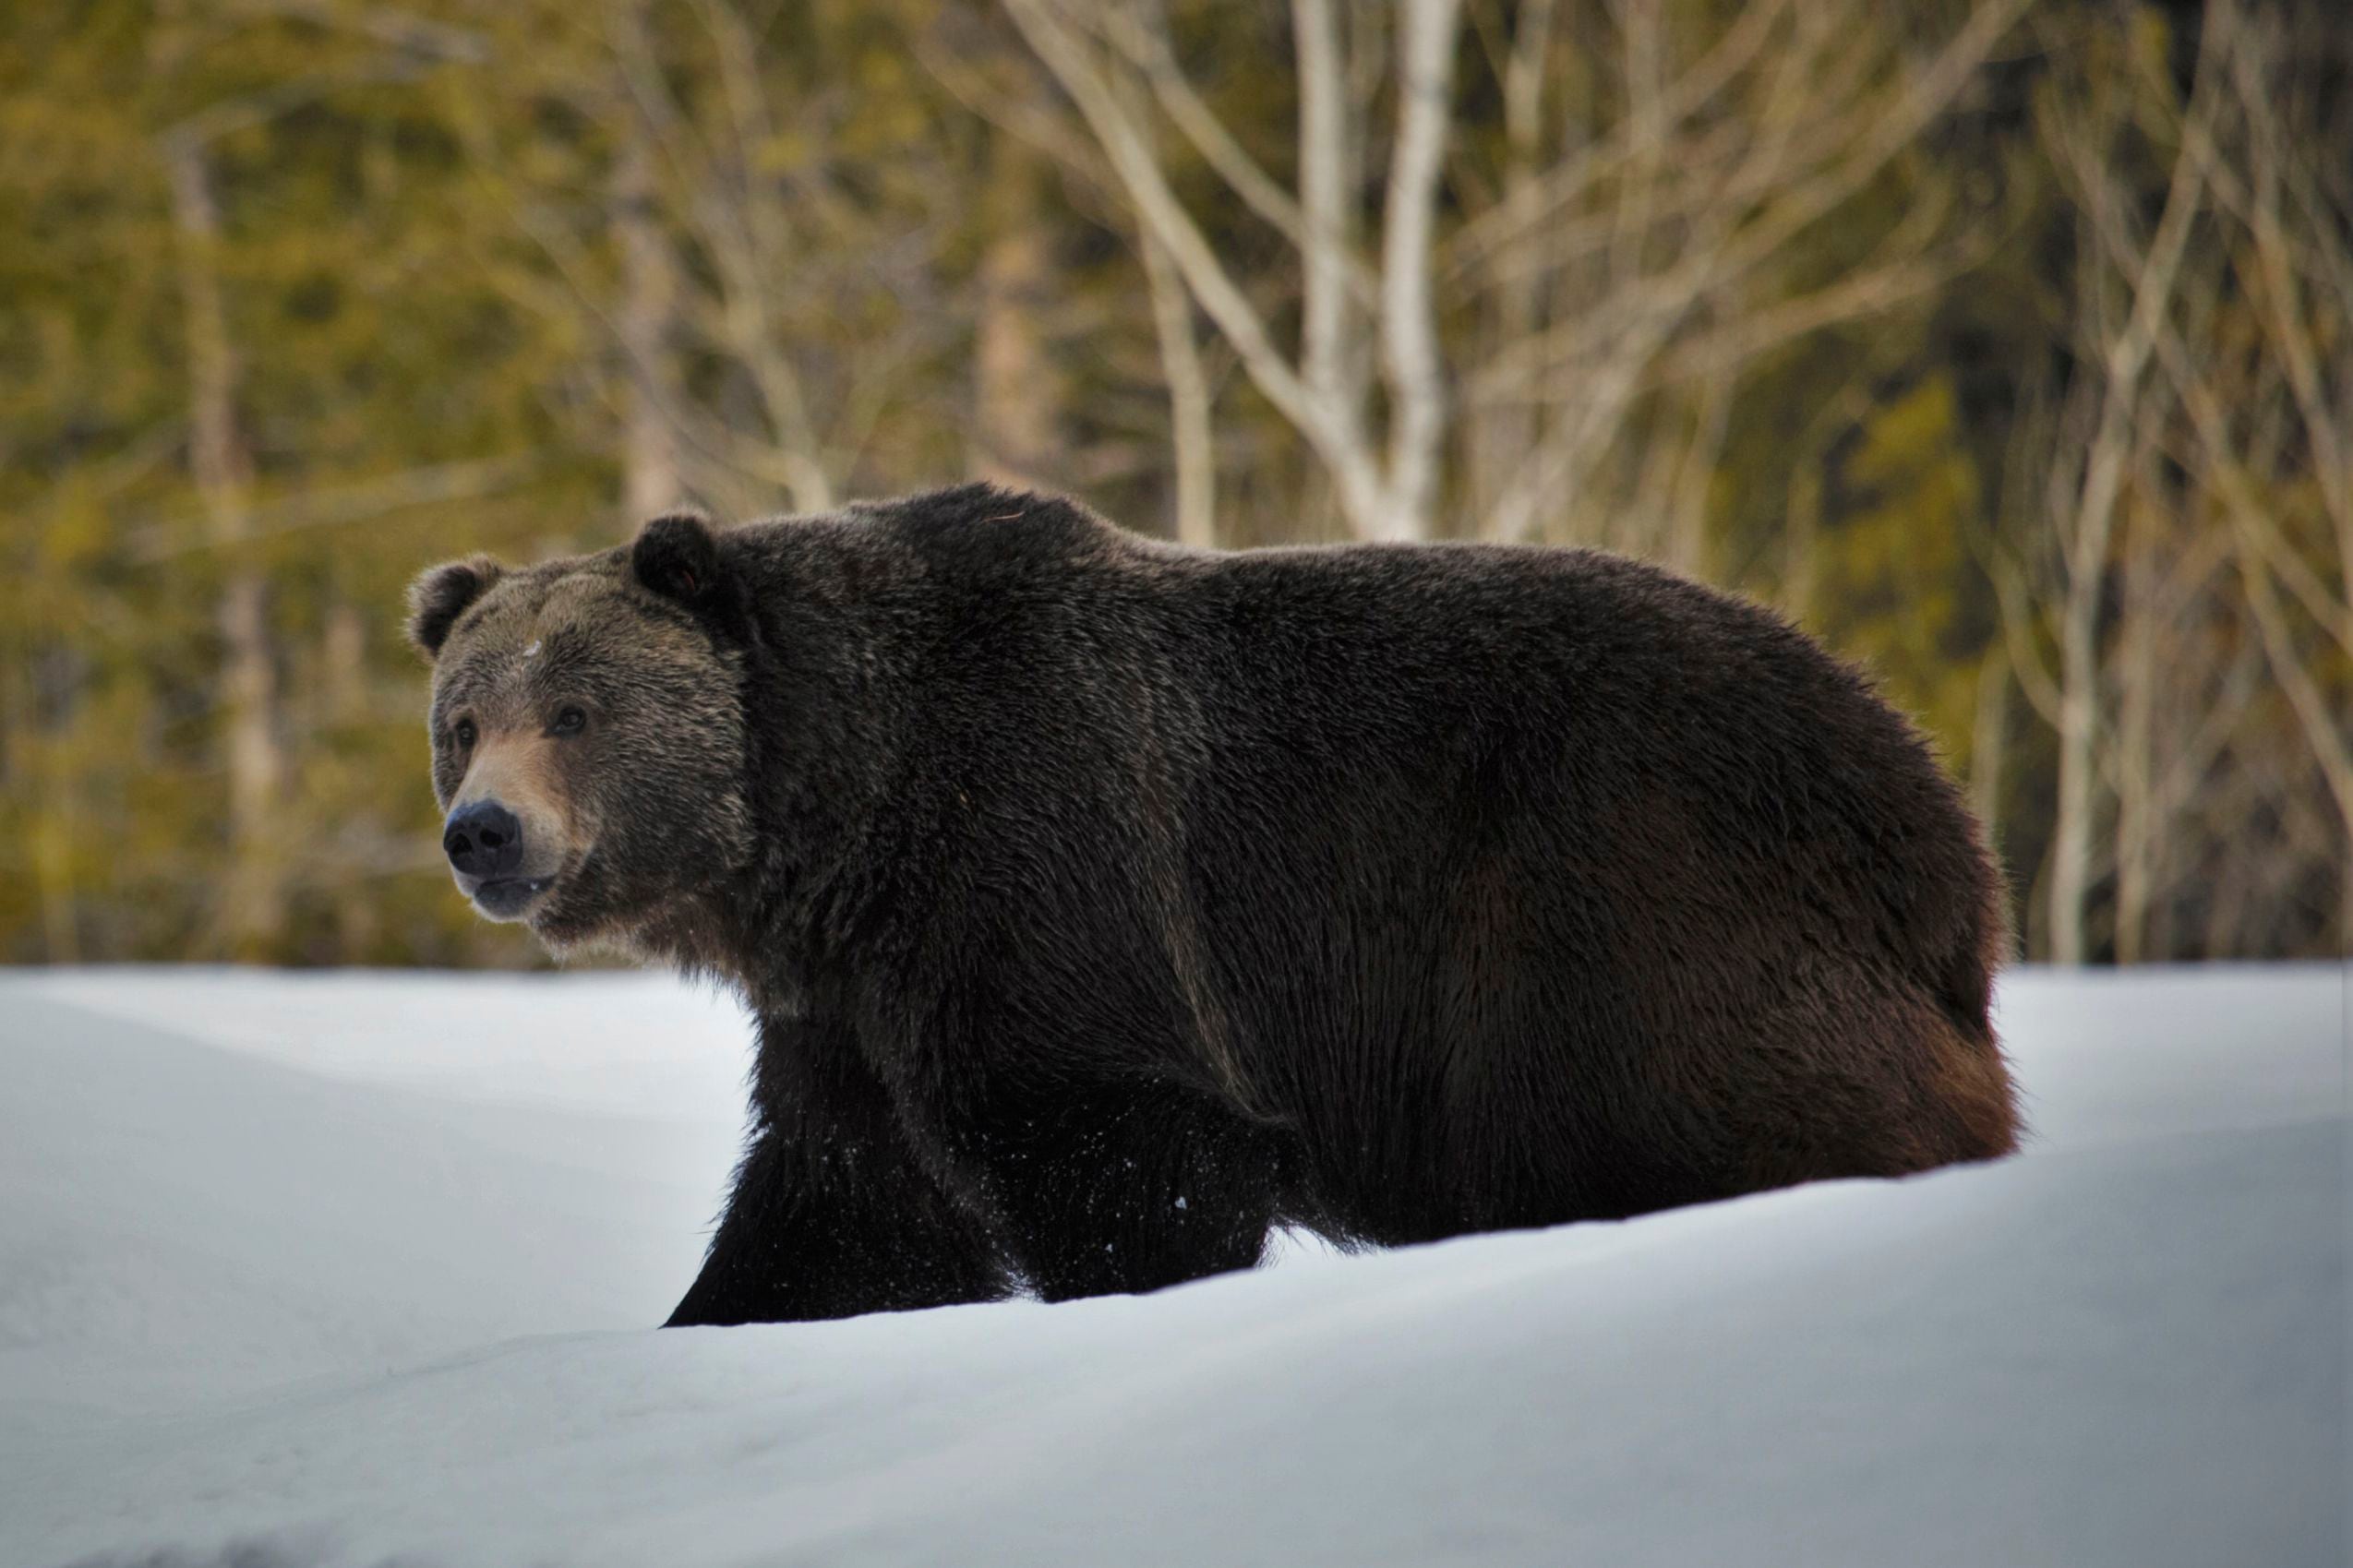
left=1815, top=375, right=1989, bottom=761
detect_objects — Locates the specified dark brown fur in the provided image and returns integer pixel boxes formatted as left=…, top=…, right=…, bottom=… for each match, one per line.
left=409, top=484, right=2019, bottom=1325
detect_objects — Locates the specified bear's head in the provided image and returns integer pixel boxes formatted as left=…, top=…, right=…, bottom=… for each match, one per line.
left=406, top=512, right=755, bottom=954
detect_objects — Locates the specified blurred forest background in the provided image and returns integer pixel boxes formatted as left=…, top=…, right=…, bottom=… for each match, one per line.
left=1, top=0, right=2347, bottom=968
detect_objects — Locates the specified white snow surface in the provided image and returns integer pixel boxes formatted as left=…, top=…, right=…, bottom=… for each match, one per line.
left=0, top=964, right=2344, bottom=1567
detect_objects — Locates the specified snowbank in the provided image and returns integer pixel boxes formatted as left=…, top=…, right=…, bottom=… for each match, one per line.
left=0, top=964, right=2343, bottom=1567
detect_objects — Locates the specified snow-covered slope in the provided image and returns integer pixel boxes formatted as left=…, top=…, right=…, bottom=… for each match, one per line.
left=0, top=965, right=2343, bottom=1567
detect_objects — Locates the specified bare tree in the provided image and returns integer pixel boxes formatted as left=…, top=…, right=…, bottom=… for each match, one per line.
left=141, top=5, right=488, bottom=956
left=453, top=0, right=970, bottom=522
left=157, top=124, right=396, bottom=954
left=2164, top=0, right=2353, bottom=948
left=604, top=0, right=837, bottom=515
left=972, top=135, right=1069, bottom=490
left=1006, top=0, right=2025, bottom=550
left=1993, top=0, right=2351, bottom=961
left=611, top=62, right=683, bottom=521
left=1003, top=0, right=1464, bottom=542
left=1136, top=226, right=1219, bottom=547
left=2018, top=9, right=2223, bottom=964
left=1459, top=0, right=2027, bottom=551
left=161, top=128, right=287, bottom=956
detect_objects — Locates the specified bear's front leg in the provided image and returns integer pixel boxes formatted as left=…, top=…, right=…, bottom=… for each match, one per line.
left=665, top=1013, right=1007, bottom=1326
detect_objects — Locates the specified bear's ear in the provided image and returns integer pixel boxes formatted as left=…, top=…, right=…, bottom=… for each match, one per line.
left=631, top=510, right=723, bottom=606
left=406, top=555, right=504, bottom=661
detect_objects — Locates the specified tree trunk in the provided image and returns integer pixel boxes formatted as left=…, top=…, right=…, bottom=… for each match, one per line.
left=1374, top=0, right=1463, bottom=542
left=973, top=137, right=1064, bottom=490
left=614, top=120, right=680, bottom=520
left=1292, top=0, right=1361, bottom=438
left=2110, top=509, right=2160, bottom=965
left=1139, top=229, right=1218, bottom=548
left=1969, top=645, right=2010, bottom=867
left=166, top=134, right=286, bottom=958
left=324, top=599, right=367, bottom=723
left=1469, top=0, right=1555, bottom=522
left=2045, top=557, right=2102, bottom=967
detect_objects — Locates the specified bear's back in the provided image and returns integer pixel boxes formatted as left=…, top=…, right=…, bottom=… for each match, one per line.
left=770, top=485, right=2001, bottom=1050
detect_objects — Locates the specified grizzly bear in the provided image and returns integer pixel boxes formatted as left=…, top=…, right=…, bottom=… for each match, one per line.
left=407, top=483, right=2018, bottom=1326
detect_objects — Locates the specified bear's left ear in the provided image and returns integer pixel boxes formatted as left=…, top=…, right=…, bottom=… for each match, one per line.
left=631, top=510, right=724, bottom=606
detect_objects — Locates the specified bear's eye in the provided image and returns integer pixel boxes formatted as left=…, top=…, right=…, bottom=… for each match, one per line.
left=452, top=718, right=476, bottom=749
left=550, top=706, right=588, bottom=737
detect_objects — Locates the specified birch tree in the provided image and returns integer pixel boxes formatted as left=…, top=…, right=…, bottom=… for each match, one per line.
left=1004, top=0, right=1463, bottom=542
left=1007, top=0, right=2030, bottom=548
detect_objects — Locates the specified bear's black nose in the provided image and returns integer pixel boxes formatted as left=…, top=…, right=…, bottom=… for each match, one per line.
left=443, top=800, right=524, bottom=880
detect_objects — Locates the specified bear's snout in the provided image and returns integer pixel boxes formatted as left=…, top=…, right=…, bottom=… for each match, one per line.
left=437, top=727, right=577, bottom=923
left=443, top=799, right=525, bottom=882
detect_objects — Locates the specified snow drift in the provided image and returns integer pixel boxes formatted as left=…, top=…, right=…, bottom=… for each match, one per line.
left=0, top=965, right=2343, bottom=1567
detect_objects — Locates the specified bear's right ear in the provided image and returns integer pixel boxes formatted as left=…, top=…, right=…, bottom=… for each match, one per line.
left=631, top=510, right=724, bottom=606
left=406, top=556, right=503, bottom=661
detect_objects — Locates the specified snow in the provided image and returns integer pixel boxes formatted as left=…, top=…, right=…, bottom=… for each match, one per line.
left=1, top=964, right=2343, bottom=1568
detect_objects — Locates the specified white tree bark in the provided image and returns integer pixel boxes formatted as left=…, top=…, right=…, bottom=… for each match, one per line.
left=1139, top=225, right=1219, bottom=547
left=1375, top=0, right=1462, bottom=542
left=1291, top=0, right=1360, bottom=437
left=1469, top=0, right=1555, bottom=518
